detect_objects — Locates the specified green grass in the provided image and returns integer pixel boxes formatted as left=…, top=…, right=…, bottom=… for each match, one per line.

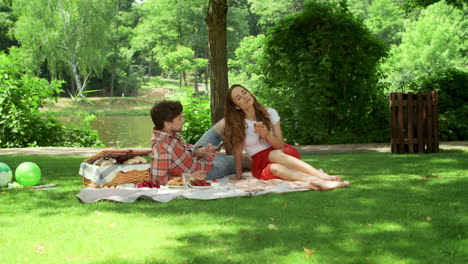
left=0, top=151, right=467, bottom=264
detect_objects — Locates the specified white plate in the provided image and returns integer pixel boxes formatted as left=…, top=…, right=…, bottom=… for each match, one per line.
left=188, top=184, right=212, bottom=189
left=167, top=185, right=188, bottom=189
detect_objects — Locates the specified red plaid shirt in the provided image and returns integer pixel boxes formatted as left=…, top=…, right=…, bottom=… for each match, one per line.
left=150, top=129, right=213, bottom=184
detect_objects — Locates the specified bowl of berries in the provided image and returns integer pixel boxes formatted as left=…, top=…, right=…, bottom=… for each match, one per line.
left=189, top=178, right=212, bottom=189
left=136, top=180, right=160, bottom=189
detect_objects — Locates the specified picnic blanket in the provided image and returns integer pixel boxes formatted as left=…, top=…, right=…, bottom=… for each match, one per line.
left=76, top=172, right=311, bottom=203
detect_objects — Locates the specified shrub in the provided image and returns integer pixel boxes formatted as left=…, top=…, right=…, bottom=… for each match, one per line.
left=174, top=87, right=211, bottom=144
left=259, top=1, right=389, bottom=144
left=0, top=52, right=103, bottom=147
left=407, top=69, right=468, bottom=141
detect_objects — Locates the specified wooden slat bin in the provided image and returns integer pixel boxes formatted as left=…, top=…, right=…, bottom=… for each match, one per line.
left=390, top=91, right=439, bottom=153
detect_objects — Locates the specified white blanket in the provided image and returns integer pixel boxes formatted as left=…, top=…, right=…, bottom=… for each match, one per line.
left=76, top=172, right=310, bottom=203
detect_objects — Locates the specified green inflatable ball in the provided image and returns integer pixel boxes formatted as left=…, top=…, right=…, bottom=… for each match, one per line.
left=15, top=162, right=41, bottom=187
left=0, top=162, right=13, bottom=187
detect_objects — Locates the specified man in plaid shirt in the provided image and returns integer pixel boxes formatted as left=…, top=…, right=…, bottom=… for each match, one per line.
left=150, top=100, right=218, bottom=184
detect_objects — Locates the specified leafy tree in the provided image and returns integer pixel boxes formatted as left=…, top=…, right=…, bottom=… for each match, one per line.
left=364, top=0, right=405, bottom=46
left=0, top=0, right=17, bottom=52
left=228, top=34, right=266, bottom=87
left=259, top=1, right=389, bottom=144
left=13, top=0, right=116, bottom=99
left=346, top=0, right=371, bottom=20
left=382, top=1, right=467, bottom=90
left=0, top=52, right=102, bottom=147
left=106, top=0, right=138, bottom=96
left=158, top=46, right=208, bottom=88
left=403, top=0, right=465, bottom=11
left=247, top=0, right=306, bottom=32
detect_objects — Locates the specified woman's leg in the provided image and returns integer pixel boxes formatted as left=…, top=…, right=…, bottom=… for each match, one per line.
left=268, top=163, right=349, bottom=190
left=268, top=149, right=342, bottom=181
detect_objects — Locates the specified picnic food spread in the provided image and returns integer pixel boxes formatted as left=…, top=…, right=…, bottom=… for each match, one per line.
left=190, top=178, right=211, bottom=187
left=167, top=177, right=184, bottom=186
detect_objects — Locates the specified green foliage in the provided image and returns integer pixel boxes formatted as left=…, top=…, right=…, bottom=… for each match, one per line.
left=407, top=69, right=468, bottom=141
left=0, top=0, right=16, bottom=51
left=0, top=52, right=103, bottom=147
left=247, top=0, right=306, bottom=31
left=158, top=46, right=207, bottom=87
left=13, top=0, right=116, bottom=97
left=228, top=34, right=266, bottom=88
left=259, top=1, right=389, bottom=144
left=382, top=1, right=467, bottom=90
left=174, top=87, right=211, bottom=144
left=364, top=0, right=405, bottom=46
left=403, top=0, right=465, bottom=11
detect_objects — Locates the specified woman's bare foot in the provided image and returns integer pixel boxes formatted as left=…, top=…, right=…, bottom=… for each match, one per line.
left=312, top=180, right=349, bottom=191
left=299, top=181, right=319, bottom=190
left=329, top=175, right=343, bottom=182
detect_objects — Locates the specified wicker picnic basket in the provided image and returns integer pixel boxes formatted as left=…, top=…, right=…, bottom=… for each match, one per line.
left=82, top=149, right=152, bottom=188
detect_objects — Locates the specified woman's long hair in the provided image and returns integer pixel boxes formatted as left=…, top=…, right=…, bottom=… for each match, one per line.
left=224, top=84, right=272, bottom=154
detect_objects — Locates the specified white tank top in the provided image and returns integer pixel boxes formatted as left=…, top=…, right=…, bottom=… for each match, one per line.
left=244, top=108, right=280, bottom=157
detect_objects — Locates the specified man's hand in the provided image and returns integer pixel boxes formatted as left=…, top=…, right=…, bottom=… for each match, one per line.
left=198, top=143, right=218, bottom=156
left=191, top=170, right=207, bottom=180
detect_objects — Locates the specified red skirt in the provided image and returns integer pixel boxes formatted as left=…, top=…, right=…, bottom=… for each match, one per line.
left=251, top=144, right=301, bottom=180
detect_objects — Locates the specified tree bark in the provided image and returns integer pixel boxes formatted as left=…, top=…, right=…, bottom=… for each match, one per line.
left=205, top=0, right=228, bottom=125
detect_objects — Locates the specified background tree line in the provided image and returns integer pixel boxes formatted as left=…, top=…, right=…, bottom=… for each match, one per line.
left=0, top=0, right=466, bottom=147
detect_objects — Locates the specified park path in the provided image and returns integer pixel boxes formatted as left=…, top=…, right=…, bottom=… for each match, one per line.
left=0, top=141, right=466, bottom=157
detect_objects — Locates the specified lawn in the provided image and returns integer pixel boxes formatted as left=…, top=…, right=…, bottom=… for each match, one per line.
left=0, top=151, right=467, bottom=264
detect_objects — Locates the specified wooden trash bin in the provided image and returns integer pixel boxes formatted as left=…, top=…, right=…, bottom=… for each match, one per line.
left=390, top=91, right=439, bottom=153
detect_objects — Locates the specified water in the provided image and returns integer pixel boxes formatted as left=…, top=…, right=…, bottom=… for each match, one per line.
left=89, top=116, right=154, bottom=147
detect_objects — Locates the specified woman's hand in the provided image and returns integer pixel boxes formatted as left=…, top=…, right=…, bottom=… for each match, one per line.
left=232, top=174, right=244, bottom=181
left=254, top=122, right=270, bottom=138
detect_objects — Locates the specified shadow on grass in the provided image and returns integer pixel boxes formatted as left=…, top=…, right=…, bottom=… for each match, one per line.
left=1, top=152, right=467, bottom=263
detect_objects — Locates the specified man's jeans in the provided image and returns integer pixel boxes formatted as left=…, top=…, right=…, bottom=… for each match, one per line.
left=195, top=127, right=235, bottom=179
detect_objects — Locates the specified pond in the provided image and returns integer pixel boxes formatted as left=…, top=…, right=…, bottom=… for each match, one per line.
left=89, top=116, right=154, bottom=148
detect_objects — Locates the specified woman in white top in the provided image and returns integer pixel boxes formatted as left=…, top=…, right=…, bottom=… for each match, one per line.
left=224, top=84, right=349, bottom=190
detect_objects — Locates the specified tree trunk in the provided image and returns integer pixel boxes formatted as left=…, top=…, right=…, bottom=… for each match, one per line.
left=194, top=49, right=199, bottom=94
left=205, top=0, right=228, bottom=125
left=70, top=56, right=83, bottom=97
left=110, top=68, right=115, bottom=97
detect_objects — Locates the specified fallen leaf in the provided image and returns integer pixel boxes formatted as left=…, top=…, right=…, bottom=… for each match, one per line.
left=268, top=224, right=278, bottom=230
left=35, top=245, right=46, bottom=255
left=426, top=217, right=432, bottom=222
left=225, top=216, right=234, bottom=221
left=268, top=217, right=275, bottom=221
left=282, top=202, right=288, bottom=208
left=304, top=248, right=314, bottom=258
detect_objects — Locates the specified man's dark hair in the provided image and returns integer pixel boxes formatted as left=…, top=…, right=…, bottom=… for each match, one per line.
left=150, top=100, right=183, bottom=130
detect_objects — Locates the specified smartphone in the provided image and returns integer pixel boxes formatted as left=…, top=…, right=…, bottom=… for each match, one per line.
left=215, top=141, right=224, bottom=151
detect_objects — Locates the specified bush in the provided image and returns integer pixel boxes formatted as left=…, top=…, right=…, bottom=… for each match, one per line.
left=174, top=87, right=211, bottom=144
left=0, top=52, right=103, bottom=147
left=407, top=69, right=468, bottom=141
left=259, top=1, right=389, bottom=144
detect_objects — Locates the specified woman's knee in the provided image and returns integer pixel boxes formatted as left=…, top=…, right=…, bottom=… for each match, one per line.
left=268, top=149, right=285, bottom=162
left=268, top=163, right=282, bottom=175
